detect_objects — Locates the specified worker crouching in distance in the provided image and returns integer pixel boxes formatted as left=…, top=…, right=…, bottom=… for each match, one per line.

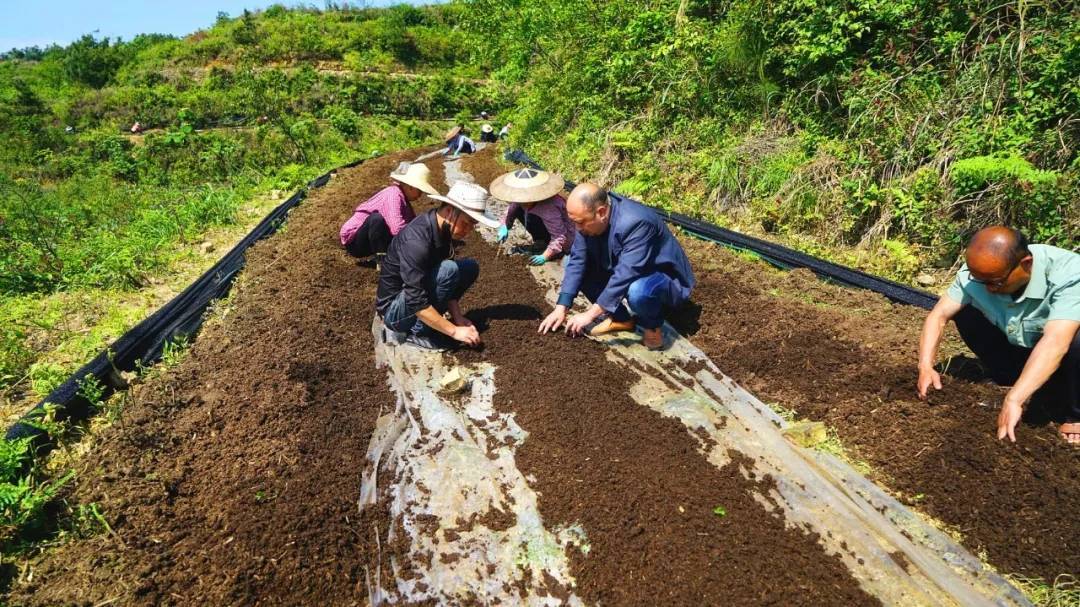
left=538, top=183, right=695, bottom=351
left=490, top=168, right=575, bottom=266
left=917, top=226, right=1080, bottom=445
left=444, top=125, right=476, bottom=157
left=340, top=161, right=439, bottom=265
left=479, top=123, right=498, bottom=143
left=376, top=181, right=501, bottom=352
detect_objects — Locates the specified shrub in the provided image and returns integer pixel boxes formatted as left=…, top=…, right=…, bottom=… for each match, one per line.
left=949, top=154, right=1073, bottom=245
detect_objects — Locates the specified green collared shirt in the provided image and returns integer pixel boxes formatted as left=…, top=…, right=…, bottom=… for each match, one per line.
left=946, top=244, right=1080, bottom=348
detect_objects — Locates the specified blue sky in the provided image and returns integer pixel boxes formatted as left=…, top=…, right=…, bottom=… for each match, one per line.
left=0, top=1, right=435, bottom=51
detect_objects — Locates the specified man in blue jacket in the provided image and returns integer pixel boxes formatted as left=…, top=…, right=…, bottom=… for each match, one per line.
left=538, top=182, right=695, bottom=350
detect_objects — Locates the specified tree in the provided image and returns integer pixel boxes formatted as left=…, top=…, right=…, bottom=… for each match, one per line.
left=62, top=35, right=121, bottom=89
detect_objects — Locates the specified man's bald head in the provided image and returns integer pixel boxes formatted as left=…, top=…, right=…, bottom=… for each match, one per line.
left=567, top=183, right=608, bottom=214
left=566, top=182, right=611, bottom=236
left=965, top=226, right=1032, bottom=293
left=967, top=226, right=1029, bottom=269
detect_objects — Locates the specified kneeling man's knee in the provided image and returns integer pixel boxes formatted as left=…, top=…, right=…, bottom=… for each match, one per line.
left=627, top=275, right=658, bottom=308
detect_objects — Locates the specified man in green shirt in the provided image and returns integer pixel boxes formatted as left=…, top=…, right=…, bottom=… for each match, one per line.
left=917, top=226, right=1080, bottom=445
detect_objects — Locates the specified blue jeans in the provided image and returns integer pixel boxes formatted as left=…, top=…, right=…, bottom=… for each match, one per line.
left=579, top=271, right=686, bottom=329
left=383, top=259, right=480, bottom=336
left=627, top=272, right=687, bottom=329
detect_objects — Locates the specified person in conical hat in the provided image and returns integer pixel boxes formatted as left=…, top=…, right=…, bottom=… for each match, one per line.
left=443, top=125, right=475, bottom=157
left=479, top=123, right=497, bottom=143
left=340, top=161, right=440, bottom=263
left=489, top=168, right=574, bottom=267
left=376, top=181, right=500, bottom=352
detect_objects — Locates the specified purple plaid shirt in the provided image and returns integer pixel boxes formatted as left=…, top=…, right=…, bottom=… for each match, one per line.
left=340, top=184, right=416, bottom=246
left=503, top=195, right=575, bottom=257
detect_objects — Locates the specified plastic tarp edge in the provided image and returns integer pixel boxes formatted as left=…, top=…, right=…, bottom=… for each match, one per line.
left=5, top=162, right=360, bottom=440
left=503, top=149, right=938, bottom=310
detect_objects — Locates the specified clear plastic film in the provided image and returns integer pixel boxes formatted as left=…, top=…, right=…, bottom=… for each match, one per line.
left=360, top=317, right=586, bottom=605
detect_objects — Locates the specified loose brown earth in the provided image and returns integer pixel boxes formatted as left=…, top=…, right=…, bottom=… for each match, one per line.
left=675, top=245, right=1080, bottom=581
left=456, top=151, right=876, bottom=605
left=9, top=147, right=441, bottom=606
left=9, top=144, right=1071, bottom=605
left=468, top=146, right=1079, bottom=583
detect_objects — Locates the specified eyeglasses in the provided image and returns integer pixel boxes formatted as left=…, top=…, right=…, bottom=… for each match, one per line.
left=969, top=258, right=1021, bottom=288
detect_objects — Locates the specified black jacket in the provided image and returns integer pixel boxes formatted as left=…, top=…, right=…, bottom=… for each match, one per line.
left=376, top=209, right=451, bottom=317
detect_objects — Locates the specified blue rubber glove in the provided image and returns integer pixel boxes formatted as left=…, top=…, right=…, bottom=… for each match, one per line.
left=496, top=225, right=509, bottom=243
left=528, top=254, right=547, bottom=266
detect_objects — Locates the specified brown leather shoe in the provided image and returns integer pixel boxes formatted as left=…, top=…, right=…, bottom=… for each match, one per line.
left=642, top=327, right=664, bottom=350
left=587, top=317, right=635, bottom=336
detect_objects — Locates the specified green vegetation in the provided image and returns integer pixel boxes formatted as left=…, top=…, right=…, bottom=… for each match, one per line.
left=0, top=0, right=1074, bottom=596
left=1, top=3, right=500, bottom=408
left=465, top=0, right=1077, bottom=279
left=0, top=3, right=503, bottom=564
left=1005, top=574, right=1080, bottom=607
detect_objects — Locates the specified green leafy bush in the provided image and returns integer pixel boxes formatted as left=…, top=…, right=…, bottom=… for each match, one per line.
left=0, top=437, right=70, bottom=544
left=950, top=154, right=1073, bottom=245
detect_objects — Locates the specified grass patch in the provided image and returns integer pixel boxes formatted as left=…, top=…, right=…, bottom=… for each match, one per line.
left=1006, top=574, right=1080, bottom=607
left=767, top=403, right=873, bottom=475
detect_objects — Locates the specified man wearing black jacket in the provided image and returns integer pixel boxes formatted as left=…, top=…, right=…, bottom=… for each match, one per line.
left=376, top=181, right=500, bottom=351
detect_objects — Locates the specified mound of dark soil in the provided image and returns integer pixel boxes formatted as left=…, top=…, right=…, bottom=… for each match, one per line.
left=674, top=231, right=1079, bottom=581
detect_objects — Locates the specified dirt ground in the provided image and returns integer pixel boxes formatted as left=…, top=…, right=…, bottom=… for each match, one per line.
left=8, top=144, right=1074, bottom=605
left=8, top=147, right=440, bottom=606
left=468, top=146, right=1079, bottom=583
left=457, top=151, right=877, bottom=605
left=674, top=243, right=1080, bottom=581
left=10, top=146, right=881, bottom=605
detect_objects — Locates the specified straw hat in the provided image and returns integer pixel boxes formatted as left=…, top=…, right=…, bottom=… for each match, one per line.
left=389, top=161, right=440, bottom=197
left=444, top=125, right=462, bottom=142
left=488, top=168, right=565, bottom=203
left=481, top=123, right=494, bottom=133
left=430, top=181, right=501, bottom=228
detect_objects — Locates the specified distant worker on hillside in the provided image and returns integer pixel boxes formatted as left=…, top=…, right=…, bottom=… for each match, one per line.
left=444, top=125, right=475, bottom=157
left=538, top=183, right=695, bottom=351
left=917, top=226, right=1080, bottom=445
left=340, top=162, right=439, bottom=264
left=479, top=123, right=497, bottom=143
left=376, top=181, right=500, bottom=351
left=490, top=168, right=574, bottom=267
left=130, top=121, right=143, bottom=134
left=499, top=122, right=511, bottom=140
